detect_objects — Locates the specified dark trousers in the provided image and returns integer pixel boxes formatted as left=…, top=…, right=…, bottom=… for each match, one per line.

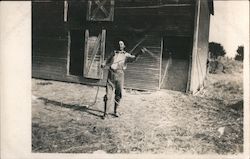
left=104, top=69, right=124, bottom=114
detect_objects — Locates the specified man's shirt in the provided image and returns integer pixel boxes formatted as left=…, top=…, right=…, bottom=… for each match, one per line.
left=107, top=50, right=135, bottom=71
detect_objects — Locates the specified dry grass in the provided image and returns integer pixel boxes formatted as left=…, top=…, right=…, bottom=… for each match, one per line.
left=32, top=58, right=243, bottom=154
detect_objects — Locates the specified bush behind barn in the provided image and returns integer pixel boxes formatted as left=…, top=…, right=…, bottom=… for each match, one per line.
left=208, top=56, right=243, bottom=74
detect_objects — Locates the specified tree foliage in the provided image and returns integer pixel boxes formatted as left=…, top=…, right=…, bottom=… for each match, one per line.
left=209, top=42, right=226, bottom=59
left=235, top=45, right=244, bottom=61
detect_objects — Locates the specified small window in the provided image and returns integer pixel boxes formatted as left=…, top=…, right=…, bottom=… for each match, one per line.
left=83, top=29, right=106, bottom=79
left=86, top=0, right=114, bottom=21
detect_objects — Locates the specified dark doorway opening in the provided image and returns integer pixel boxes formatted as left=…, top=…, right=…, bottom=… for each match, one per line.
left=163, top=36, right=192, bottom=59
left=69, top=30, right=84, bottom=76
left=160, top=36, right=192, bottom=92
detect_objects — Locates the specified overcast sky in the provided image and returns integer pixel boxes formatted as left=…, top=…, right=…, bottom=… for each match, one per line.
left=209, top=0, right=249, bottom=58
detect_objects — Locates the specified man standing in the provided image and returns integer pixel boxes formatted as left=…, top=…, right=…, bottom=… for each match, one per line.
left=102, top=40, right=145, bottom=119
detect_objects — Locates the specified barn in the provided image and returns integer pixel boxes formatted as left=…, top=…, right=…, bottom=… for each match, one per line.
left=32, top=0, right=214, bottom=93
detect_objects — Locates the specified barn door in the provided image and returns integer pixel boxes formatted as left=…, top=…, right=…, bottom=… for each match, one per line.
left=83, top=29, right=106, bottom=79
left=87, top=0, right=114, bottom=21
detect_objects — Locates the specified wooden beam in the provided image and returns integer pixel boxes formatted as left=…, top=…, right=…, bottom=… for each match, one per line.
left=116, top=3, right=192, bottom=9
left=100, top=29, right=106, bottom=79
left=83, top=30, right=89, bottom=76
left=160, top=57, right=172, bottom=89
left=66, top=31, right=71, bottom=75
left=188, top=0, right=201, bottom=94
left=94, top=0, right=109, bottom=17
left=186, top=45, right=193, bottom=93
left=86, top=1, right=92, bottom=21
left=109, top=0, right=115, bottom=21
left=92, top=0, right=109, bottom=18
left=159, top=37, right=163, bottom=89
left=64, top=0, right=68, bottom=22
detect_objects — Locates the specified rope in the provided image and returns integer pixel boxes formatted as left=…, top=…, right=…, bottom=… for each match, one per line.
left=79, top=85, right=100, bottom=108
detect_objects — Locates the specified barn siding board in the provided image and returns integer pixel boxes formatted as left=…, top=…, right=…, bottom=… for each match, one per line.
left=32, top=1, right=64, bottom=23
left=113, top=14, right=194, bottom=36
left=124, top=36, right=161, bottom=90
left=190, top=0, right=210, bottom=93
left=32, top=56, right=67, bottom=74
left=115, top=7, right=193, bottom=16
left=115, top=0, right=194, bottom=7
left=33, top=28, right=67, bottom=39
left=33, top=38, right=68, bottom=58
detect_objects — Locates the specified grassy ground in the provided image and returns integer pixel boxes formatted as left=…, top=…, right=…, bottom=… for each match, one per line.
left=32, top=58, right=243, bottom=154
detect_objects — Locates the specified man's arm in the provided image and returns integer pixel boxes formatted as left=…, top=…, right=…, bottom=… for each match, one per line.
left=125, top=53, right=136, bottom=58
left=101, top=51, right=115, bottom=68
left=125, top=48, right=146, bottom=62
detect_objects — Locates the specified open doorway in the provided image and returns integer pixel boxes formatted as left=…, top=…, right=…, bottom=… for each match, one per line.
left=68, top=29, right=105, bottom=80
left=69, top=30, right=84, bottom=76
left=160, top=36, right=192, bottom=92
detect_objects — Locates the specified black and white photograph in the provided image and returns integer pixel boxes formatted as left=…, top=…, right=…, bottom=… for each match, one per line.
left=0, top=0, right=249, bottom=158
left=31, top=0, right=248, bottom=154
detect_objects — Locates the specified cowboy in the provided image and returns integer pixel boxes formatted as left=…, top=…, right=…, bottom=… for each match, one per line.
left=101, top=40, right=145, bottom=119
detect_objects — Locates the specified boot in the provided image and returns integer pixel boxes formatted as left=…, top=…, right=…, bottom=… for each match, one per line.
left=113, top=101, right=119, bottom=117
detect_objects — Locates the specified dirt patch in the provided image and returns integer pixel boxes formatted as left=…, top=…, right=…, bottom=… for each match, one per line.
left=32, top=60, right=243, bottom=154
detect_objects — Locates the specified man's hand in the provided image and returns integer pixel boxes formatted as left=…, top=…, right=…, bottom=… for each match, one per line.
left=101, top=62, right=106, bottom=68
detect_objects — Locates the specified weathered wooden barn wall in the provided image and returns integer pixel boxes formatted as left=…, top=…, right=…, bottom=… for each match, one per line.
left=189, top=0, right=210, bottom=93
left=32, top=0, right=197, bottom=90
left=32, top=2, right=68, bottom=79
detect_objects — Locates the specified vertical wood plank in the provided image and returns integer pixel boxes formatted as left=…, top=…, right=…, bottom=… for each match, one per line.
left=110, top=0, right=115, bottom=21
left=83, top=30, right=89, bottom=76
left=86, top=1, right=92, bottom=21
left=64, top=0, right=68, bottom=22
left=100, top=29, right=106, bottom=79
left=66, top=31, right=71, bottom=75
left=186, top=41, right=193, bottom=93
left=159, top=37, right=163, bottom=89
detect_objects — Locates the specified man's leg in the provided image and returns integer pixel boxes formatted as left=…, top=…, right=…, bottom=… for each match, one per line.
left=114, top=88, right=121, bottom=117
left=113, top=72, right=124, bottom=117
left=103, top=80, right=115, bottom=118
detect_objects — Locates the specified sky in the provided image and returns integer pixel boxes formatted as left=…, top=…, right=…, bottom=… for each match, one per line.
left=209, top=0, right=249, bottom=58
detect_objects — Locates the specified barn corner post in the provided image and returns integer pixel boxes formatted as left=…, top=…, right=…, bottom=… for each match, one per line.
left=189, top=0, right=211, bottom=95
left=188, top=0, right=201, bottom=94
